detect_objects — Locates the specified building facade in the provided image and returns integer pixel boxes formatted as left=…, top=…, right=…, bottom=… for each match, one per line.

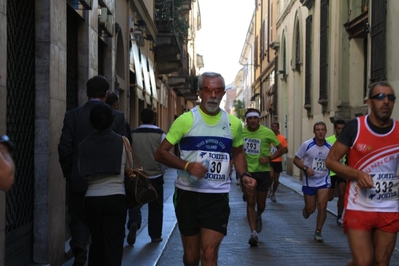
left=251, top=0, right=279, bottom=127
left=239, top=11, right=256, bottom=112
left=273, top=0, right=397, bottom=177
left=234, top=0, right=399, bottom=178
left=0, top=0, right=200, bottom=264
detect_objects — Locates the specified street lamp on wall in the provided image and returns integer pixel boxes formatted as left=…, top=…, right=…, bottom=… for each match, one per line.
left=135, top=20, right=147, bottom=31
left=131, top=29, right=145, bottom=47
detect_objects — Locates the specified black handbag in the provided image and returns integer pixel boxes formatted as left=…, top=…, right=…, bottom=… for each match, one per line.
left=122, top=136, right=158, bottom=209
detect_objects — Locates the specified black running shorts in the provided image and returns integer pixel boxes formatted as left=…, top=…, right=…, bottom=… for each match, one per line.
left=251, top=171, right=271, bottom=192
left=174, top=187, right=230, bottom=236
left=270, top=162, right=283, bottom=173
left=330, top=175, right=346, bottom=188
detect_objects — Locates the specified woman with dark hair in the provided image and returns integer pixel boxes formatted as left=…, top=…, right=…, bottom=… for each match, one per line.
left=106, top=91, right=132, bottom=143
left=78, top=103, right=127, bottom=266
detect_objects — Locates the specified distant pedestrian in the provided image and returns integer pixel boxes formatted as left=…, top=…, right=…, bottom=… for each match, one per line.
left=294, top=121, right=331, bottom=242
left=105, top=90, right=120, bottom=110
left=325, top=120, right=346, bottom=227
left=268, top=122, right=288, bottom=202
left=0, top=135, right=15, bottom=192
left=154, top=72, right=255, bottom=265
left=58, top=75, right=128, bottom=266
left=326, top=81, right=399, bottom=266
left=78, top=103, right=127, bottom=266
left=106, top=91, right=132, bottom=143
left=126, top=108, right=166, bottom=245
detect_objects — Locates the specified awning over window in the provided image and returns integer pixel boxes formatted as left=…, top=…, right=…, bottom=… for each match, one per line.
left=149, top=60, right=158, bottom=103
left=129, top=37, right=144, bottom=101
left=141, top=53, right=152, bottom=105
left=161, top=83, right=168, bottom=107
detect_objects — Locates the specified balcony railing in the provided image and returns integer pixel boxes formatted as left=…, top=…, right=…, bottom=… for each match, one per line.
left=154, top=0, right=186, bottom=74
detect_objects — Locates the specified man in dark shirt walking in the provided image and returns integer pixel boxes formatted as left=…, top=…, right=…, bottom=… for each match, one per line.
left=58, top=75, right=127, bottom=266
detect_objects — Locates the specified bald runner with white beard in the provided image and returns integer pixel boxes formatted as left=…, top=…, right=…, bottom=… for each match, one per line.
left=155, top=72, right=255, bottom=265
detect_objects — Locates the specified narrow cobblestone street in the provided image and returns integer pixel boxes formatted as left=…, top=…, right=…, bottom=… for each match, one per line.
left=62, top=169, right=399, bottom=266
left=156, top=172, right=399, bottom=266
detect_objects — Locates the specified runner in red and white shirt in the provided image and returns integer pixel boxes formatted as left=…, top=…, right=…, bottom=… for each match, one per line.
left=326, top=81, right=399, bottom=266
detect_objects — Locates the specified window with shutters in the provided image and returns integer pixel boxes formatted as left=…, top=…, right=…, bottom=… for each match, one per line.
left=282, top=37, right=286, bottom=74
left=304, top=15, right=312, bottom=110
left=269, top=3, right=273, bottom=62
left=273, top=53, right=279, bottom=116
left=319, top=0, right=328, bottom=104
left=259, top=21, right=265, bottom=58
left=295, top=22, right=301, bottom=70
left=264, top=15, right=268, bottom=59
left=370, top=0, right=386, bottom=82
left=254, top=35, right=259, bottom=68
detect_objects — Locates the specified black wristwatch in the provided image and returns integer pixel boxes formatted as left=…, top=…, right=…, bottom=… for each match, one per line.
left=303, top=166, right=308, bottom=172
left=241, top=171, right=252, bottom=179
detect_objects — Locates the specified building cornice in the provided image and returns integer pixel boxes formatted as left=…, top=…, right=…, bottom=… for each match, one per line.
left=299, top=0, right=315, bottom=10
left=131, top=0, right=157, bottom=38
left=276, top=0, right=296, bottom=28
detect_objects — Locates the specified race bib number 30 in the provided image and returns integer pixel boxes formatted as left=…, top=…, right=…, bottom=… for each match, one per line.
left=367, top=172, right=399, bottom=202
left=244, top=138, right=261, bottom=155
left=196, top=150, right=230, bottom=181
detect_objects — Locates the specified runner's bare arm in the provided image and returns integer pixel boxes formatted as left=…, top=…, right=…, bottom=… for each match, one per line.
left=154, top=138, right=207, bottom=178
left=326, top=141, right=373, bottom=188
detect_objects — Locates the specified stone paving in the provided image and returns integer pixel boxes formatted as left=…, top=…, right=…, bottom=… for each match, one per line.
left=157, top=181, right=353, bottom=265
left=155, top=172, right=399, bottom=266
left=64, top=169, right=399, bottom=266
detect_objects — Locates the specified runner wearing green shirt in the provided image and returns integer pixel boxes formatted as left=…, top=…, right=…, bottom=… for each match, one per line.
left=325, top=119, right=346, bottom=227
left=242, top=108, right=285, bottom=246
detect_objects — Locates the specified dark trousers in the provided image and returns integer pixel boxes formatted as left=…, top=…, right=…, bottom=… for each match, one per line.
left=128, top=175, right=164, bottom=239
left=85, top=194, right=127, bottom=266
left=68, top=188, right=91, bottom=257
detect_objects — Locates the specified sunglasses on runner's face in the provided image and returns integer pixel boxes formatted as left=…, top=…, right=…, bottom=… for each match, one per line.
left=370, top=93, right=396, bottom=102
left=201, top=87, right=225, bottom=95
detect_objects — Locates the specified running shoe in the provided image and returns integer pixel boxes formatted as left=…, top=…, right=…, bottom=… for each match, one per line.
left=256, top=215, right=262, bottom=233
left=248, top=232, right=258, bottom=247
left=127, top=223, right=138, bottom=245
left=314, top=231, right=323, bottom=242
left=337, top=217, right=343, bottom=228
left=302, top=208, right=310, bottom=219
left=151, top=237, right=163, bottom=242
left=271, top=194, right=276, bottom=202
